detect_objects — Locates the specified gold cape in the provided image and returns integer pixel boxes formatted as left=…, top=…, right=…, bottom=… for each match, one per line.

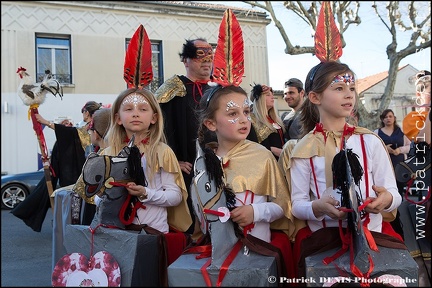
left=77, top=123, right=91, bottom=151
left=74, top=142, right=192, bottom=232
left=250, top=113, right=274, bottom=143
left=153, top=75, right=186, bottom=103
left=279, top=126, right=397, bottom=222
left=221, top=139, right=299, bottom=240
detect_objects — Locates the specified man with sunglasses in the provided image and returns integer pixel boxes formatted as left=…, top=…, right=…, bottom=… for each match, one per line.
left=283, top=78, right=305, bottom=141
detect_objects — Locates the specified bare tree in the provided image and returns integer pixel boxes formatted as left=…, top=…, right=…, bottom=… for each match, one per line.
left=242, top=1, right=431, bottom=129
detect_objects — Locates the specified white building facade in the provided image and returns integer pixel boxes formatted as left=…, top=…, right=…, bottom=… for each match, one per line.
left=1, top=1, right=271, bottom=174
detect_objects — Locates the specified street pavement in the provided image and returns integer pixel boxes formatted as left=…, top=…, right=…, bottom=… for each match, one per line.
left=1, top=209, right=53, bottom=287
left=0, top=193, right=425, bottom=287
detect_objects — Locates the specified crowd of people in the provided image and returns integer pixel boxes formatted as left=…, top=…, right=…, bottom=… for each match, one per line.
left=11, top=34, right=430, bottom=285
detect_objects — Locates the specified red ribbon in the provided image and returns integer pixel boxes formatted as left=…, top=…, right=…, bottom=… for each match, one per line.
left=215, top=241, right=243, bottom=286
left=119, top=193, right=146, bottom=226
left=222, top=160, right=230, bottom=168
left=183, top=245, right=212, bottom=259
left=124, top=136, right=149, bottom=145
left=29, top=106, right=49, bottom=164
left=203, top=208, right=225, bottom=217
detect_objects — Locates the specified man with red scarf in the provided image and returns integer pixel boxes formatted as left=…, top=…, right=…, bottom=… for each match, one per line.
left=154, top=38, right=214, bottom=234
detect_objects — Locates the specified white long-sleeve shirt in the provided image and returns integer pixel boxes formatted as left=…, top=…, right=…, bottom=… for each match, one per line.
left=234, top=191, right=284, bottom=243
left=290, top=133, right=401, bottom=233
left=215, top=151, right=285, bottom=243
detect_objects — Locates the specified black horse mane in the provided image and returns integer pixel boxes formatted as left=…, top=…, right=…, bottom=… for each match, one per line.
left=332, top=148, right=365, bottom=225
left=201, top=145, right=243, bottom=238
left=127, top=145, right=147, bottom=187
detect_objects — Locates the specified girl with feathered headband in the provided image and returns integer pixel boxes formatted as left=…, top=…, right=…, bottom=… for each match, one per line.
left=191, top=9, right=301, bottom=280
left=278, top=2, right=404, bottom=279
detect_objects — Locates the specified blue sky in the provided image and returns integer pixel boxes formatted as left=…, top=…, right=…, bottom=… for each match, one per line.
left=206, top=1, right=431, bottom=90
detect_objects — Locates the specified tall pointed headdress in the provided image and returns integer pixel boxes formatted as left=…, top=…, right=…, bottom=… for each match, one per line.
left=306, top=2, right=343, bottom=92
left=314, top=1, right=342, bottom=62
left=211, top=9, right=244, bottom=87
left=123, top=24, right=153, bottom=89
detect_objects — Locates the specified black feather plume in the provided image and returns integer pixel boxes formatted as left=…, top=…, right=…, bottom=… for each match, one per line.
left=179, top=39, right=199, bottom=61
left=250, top=83, right=263, bottom=101
left=128, top=145, right=147, bottom=187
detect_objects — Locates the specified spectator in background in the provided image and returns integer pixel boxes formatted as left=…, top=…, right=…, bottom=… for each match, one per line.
left=10, top=101, right=101, bottom=231
left=348, top=107, right=360, bottom=126
left=154, top=38, right=214, bottom=234
left=75, top=101, right=102, bottom=128
left=73, top=107, right=112, bottom=219
left=247, top=84, right=286, bottom=160
left=60, top=119, right=74, bottom=127
left=36, top=101, right=102, bottom=185
left=374, top=109, right=411, bottom=196
left=282, top=78, right=305, bottom=141
left=33, top=101, right=101, bottom=225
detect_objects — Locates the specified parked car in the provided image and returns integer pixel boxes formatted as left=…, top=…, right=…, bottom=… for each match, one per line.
left=1, top=169, right=44, bottom=209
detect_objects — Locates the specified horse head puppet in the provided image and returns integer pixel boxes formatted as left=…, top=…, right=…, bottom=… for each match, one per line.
left=177, top=141, right=286, bottom=286
left=82, top=135, right=146, bottom=229
left=190, top=140, right=242, bottom=266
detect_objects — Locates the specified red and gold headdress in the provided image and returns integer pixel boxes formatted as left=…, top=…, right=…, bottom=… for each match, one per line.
left=205, top=9, right=245, bottom=108
left=123, top=24, right=153, bottom=89
left=314, top=1, right=343, bottom=63
left=306, top=2, right=345, bottom=92
left=211, top=9, right=244, bottom=88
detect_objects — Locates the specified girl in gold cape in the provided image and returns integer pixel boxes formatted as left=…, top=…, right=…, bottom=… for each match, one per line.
left=91, top=88, right=192, bottom=233
left=279, top=61, right=404, bottom=277
left=196, top=85, right=299, bottom=242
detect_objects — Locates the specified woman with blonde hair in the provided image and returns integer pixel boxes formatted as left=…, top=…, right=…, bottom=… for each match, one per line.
left=247, top=84, right=286, bottom=160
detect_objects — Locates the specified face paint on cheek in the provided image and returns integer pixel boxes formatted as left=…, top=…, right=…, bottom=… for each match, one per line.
left=228, top=117, right=240, bottom=124
left=243, top=99, right=250, bottom=107
left=247, top=116, right=252, bottom=122
left=226, top=100, right=240, bottom=111
left=122, top=93, right=148, bottom=107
